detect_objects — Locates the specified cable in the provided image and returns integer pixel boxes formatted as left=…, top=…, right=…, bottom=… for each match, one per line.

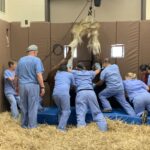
left=42, top=0, right=52, bottom=63
left=42, top=0, right=91, bottom=62
left=60, top=0, right=90, bottom=43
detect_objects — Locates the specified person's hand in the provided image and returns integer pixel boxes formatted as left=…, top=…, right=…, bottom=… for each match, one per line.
left=94, top=63, right=101, bottom=70
left=40, top=88, right=45, bottom=97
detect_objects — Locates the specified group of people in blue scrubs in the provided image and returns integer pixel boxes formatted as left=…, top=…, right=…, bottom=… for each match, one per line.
left=4, top=45, right=150, bottom=131
left=53, top=62, right=108, bottom=132
left=53, top=57, right=150, bottom=132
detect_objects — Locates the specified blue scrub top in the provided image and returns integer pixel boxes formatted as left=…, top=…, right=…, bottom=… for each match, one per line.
left=72, top=70, right=96, bottom=92
left=4, top=69, right=17, bottom=95
left=100, top=64, right=124, bottom=91
left=147, top=75, right=150, bottom=86
left=123, top=79, right=148, bottom=101
left=53, top=71, right=75, bottom=95
left=16, top=56, right=44, bottom=84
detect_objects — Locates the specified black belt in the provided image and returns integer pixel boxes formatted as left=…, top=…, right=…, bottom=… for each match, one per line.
left=77, top=89, right=93, bottom=93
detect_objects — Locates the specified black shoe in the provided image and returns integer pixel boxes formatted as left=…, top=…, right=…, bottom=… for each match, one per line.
left=102, top=108, right=112, bottom=113
left=141, top=110, right=148, bottom=124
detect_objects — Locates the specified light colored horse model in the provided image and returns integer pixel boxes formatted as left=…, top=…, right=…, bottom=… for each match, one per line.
left=68, top=15, right=101, bottom=65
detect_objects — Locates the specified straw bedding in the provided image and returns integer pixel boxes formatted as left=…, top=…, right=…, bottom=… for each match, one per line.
left=0, top=112, right=150, bottom=150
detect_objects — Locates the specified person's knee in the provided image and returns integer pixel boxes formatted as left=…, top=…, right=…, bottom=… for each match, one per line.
left=62, top=110, right=71, bottom=117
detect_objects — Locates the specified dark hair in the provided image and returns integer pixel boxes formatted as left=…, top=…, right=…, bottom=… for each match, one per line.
left=147, top=65, right=150, bottom=70
left=139, top=64, right=148, bottom=72
left=59, top=64, right=68, bottom=71
left=76, top=62, right=86, bottom=70
left=8, top=60, right=16, bottom=68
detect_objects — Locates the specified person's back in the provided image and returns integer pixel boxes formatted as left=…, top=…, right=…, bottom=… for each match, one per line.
left=52, top=64, right=75, bottom=131
left=123, top=73, right=150, bottom=121
left=17, top=56, right=43, bottom=84
left=101, top=64, right=124, bottom=91
left=123, top=79, right=148, bottom=100
left=71, top=63, right=107, bottom=132
left=72, top=70, right=95, bottom=92
left=98, top=59, right=135, bottom=116
left=16, top=45, right=45, bottom=129
left=53, top=71, right=74, bottom=95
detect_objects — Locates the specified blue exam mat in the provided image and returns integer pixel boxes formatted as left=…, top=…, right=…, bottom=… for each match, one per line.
left=37, top=107, right=150, bottom=125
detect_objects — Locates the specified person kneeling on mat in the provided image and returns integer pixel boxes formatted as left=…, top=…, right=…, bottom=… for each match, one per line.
left=96, top=58, right=136, bottom=116
left=4, top=60, right=21, bottom=119
left=53, top=64, right=75, bottom=132
left=70, top=62, right=107, bottom=132
left=123, top=72, right=150, bottom=124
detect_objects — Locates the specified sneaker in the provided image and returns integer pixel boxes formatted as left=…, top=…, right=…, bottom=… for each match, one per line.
left=102, top=108, right=112, bottom=113
left=56, top=127, right=67, bottom=133
left=141, top=110, right=148, bottom=124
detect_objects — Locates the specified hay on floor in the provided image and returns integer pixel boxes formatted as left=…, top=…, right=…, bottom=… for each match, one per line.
left=0, top=112, right=150, bottom=150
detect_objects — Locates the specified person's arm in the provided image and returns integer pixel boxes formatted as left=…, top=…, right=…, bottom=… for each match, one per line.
left=95, top=69, right=100, bottom=75
left=7, top=77, right=15, bottom=81
left=37, top=73, right=45, bottom=96
left=95, top=80, right=104, bottom=87
left=4, top=70, right=15, bottom=81
left=95, top=69, right=105, bottom=87
left=146, top=86, right=149, bottom=91
left=46, top=50, right=72, bottom=85
left=94, top=63, right=101, bottom=75
left=36, top=59, right=45, bottom=96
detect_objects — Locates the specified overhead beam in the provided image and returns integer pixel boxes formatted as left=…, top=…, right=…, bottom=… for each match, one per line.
left=45, top=0, right=50, bottom=22
left=141, top=0, right=146, bottom=20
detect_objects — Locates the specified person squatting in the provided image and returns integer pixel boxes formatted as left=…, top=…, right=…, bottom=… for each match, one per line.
left=4, top=45, right=150, bottom=132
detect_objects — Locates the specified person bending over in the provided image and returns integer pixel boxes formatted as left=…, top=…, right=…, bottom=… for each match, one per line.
left=53, top=64, right=75, bottom=132
left=123, top=72, right=150, bottom=123
left=96, top=58, right=136, bottom=116
left=70, top=63, right=108, bottom=132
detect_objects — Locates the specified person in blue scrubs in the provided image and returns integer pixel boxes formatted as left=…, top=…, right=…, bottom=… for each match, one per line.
left=53, top=64, right=75, bottom=131
left=147, top=65, right=150, bottom=88
left=123, top=72, right=150, bottom=123
left=16, top=44, right=45, bottom=128
left=70, top=63, right=108, bottom=132
left=139, top=64, right=149, bottom=84
left=96, top=58, right=136, bottom=116
left=4, top=61, right=20, bottom=119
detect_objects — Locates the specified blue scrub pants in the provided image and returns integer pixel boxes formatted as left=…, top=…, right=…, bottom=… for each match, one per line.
left=99, top=88, right=136, bottom=116
left=76, top=90, right=107, bottom=132
left=132, top=93, right=150, bottom=116
left=5, top=94, right=20, bottom=118
left=53, top=94, right=71, bottom=131
left=19, top=83, right=40, bottom=128
left=38, top=96, right=44, bottom=112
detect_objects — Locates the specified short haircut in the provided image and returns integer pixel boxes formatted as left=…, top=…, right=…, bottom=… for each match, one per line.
left=139, top=64, right=148, bottom=72
left=126, top=72, right=137, bottom=79
left=59, top=64, right=68, bottom=71
left=8, top=60, right=16, bottom=68
left=77, top=62, right=86, bottom=70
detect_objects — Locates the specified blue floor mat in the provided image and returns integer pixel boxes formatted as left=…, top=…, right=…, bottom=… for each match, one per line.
left=37, top=107, right=150, bottom=125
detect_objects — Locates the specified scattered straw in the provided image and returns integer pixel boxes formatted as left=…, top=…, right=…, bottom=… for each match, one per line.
left=0, top=112, right=150, bottom=150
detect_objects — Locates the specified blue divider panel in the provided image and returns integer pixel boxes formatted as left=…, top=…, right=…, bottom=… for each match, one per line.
left=37, top=107, right=150, bottom=125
